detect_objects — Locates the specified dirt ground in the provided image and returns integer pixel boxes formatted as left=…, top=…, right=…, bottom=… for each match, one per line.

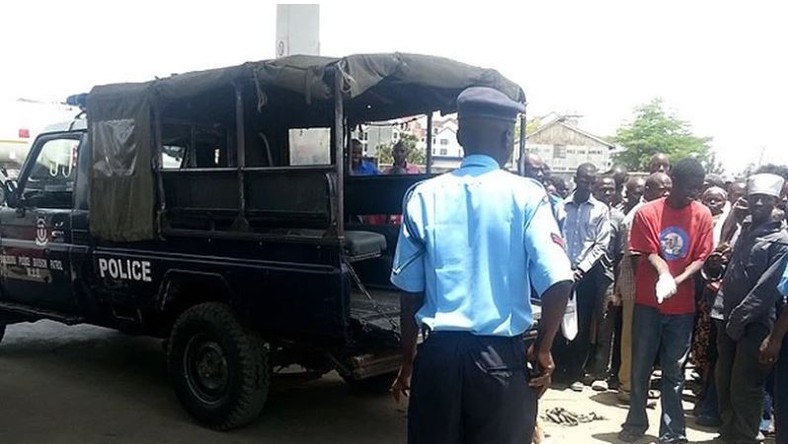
left=0, top=321, right=772, bottom=443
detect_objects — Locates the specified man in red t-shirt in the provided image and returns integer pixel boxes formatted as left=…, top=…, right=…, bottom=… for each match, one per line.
left=619, top=158, right=713, bottom=444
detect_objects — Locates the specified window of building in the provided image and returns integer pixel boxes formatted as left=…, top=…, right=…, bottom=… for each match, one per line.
left=439, top=138, right=449, bottom=145
left=553, top=144, right=566, bottom=159
left=439, top=148, right=448, bottom=156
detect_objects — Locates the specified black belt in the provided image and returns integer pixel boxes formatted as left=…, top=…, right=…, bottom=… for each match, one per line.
left=422, top=327, right=528, bottom=342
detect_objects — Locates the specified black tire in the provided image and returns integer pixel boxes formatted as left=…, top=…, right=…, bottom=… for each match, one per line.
left=167, top=302, right=269, bottom=430
left=0, top=324, right=5, bottom=345
left=343, top=371, right=397, bottom=394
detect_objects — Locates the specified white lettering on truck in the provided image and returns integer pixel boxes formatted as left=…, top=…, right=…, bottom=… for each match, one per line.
left=98, top=258, right=152, bottom=282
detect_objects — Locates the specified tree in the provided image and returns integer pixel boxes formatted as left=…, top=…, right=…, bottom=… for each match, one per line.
left=705, top=151, right=725, bottom=175
left=613, top=98, right=713, bottom=171
left=515, top=117, right=543, bottom=140
left=376, top=133, right=425, bottom=166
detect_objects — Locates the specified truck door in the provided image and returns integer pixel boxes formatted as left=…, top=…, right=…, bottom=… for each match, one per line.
left=0, top=133, right=80, bottom=313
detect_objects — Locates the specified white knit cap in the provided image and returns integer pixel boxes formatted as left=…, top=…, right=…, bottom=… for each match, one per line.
left=747, top=173, right=785, bottom=198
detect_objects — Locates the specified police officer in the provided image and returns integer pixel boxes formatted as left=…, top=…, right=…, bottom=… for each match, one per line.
left=389, top=86, right=573, bottom=444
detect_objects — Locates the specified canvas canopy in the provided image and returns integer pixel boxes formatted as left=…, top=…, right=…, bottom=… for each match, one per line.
left=86, top=53, right=526, bottom=241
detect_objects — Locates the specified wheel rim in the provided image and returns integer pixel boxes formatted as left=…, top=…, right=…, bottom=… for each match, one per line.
left=183, top=333, right=230, bottom=406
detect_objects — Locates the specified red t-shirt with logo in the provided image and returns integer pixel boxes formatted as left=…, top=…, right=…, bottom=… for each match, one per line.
left=629, top=198, right=713, bottom=314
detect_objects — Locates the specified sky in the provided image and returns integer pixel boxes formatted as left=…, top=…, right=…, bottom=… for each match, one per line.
left=1, top=1, right=786, bottom=172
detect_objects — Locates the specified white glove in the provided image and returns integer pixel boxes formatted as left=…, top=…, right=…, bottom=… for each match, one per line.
left=655, top=273, right=677, bottom=304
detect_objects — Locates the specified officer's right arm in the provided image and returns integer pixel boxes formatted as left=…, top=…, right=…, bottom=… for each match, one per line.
left=389, top=191, right=426, bottom=401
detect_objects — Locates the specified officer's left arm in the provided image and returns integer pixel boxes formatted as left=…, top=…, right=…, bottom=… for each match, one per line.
left=523, top=194, right=573, bottom=344
left=728, top=248, right=788, bottom=340
left=575, top=205, right=612, bottom=274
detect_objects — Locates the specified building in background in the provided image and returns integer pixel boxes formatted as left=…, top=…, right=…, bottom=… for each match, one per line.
left=522, top=114, right=617, bottom=179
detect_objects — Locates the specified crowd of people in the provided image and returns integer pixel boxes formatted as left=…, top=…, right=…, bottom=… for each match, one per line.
left=381, top=85, right=788, bottom=444
left=523, top=150, right=788, bottom=444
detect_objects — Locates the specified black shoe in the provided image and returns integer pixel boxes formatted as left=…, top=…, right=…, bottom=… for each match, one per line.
left=696, top=415, right=722, bottom=427
left=617, top=429, right=644, bottom=443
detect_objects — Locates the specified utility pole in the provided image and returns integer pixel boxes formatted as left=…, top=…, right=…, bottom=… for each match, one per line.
left=757, top=145, right=766, bottom=167
left=276, top=5, right=320, bottom=57
left=276, top=5, right=327, bottom=165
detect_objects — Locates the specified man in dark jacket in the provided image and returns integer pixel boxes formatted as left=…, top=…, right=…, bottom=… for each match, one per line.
left=714, top=173, right=788, bottom=444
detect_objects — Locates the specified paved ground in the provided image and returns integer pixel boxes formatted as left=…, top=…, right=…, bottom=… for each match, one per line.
left=0, top=321, right=772, bottom=443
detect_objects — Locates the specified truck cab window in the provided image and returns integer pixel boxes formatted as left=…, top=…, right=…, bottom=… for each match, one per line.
left=23, top=137, right=79, bottom=208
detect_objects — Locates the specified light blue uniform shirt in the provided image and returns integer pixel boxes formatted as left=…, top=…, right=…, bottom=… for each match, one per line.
left=390, top=154, right=573, bottom=336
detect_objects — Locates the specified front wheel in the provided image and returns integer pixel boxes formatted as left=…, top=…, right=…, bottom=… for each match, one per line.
left=167, top=302, right=269, bottom=430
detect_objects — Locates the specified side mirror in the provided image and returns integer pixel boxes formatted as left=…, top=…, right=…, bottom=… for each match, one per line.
left=3, top=180, right=18, bottom=207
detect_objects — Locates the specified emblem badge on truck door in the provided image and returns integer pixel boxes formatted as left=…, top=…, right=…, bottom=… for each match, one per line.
left=35, top=218, right=48, bottom=247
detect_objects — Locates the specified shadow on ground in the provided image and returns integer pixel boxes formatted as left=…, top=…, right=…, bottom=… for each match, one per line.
left=0, top=321, right=405, bottom=444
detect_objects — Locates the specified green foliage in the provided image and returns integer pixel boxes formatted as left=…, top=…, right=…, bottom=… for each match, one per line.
left=377, top=133, right=425, bottom=165
left=613, top=98, right=714, bottom=171
left=515, top=117, right=542, bottom=140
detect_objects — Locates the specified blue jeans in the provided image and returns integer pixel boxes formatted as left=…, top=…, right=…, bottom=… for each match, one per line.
left=774, top=336, right=788, bottom=444
left=622, top=304, right=694, bottom=440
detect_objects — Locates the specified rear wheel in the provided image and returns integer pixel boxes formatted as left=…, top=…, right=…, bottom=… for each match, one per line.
left=168, top=302, right=269, bottom=430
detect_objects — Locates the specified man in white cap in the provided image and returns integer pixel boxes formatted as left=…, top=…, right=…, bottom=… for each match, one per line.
left=713, top=173, right=788, bottom=444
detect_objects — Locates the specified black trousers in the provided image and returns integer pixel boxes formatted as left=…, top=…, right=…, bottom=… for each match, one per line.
left=408, top=332, right=536, bottom=444
left=716, top=321, right=772, bottom=444
left=552, top=268, right=598, bottom=383
left=588, top=267, right=616, bottom=378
